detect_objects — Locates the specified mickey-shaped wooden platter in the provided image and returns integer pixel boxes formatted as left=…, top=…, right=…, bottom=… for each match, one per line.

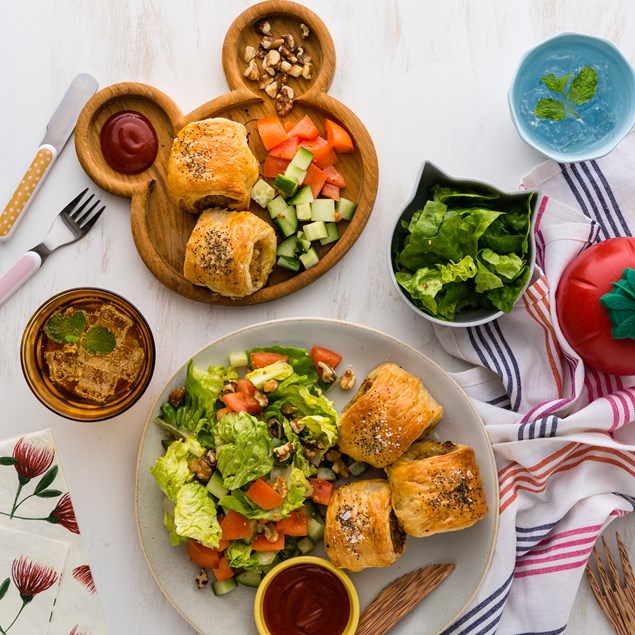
left=75, top=0, right=378, bottom=305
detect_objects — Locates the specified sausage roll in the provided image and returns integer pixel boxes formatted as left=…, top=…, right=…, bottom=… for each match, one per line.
left=167, top=117, right=259, bottom=212
left=183, top=210, right=277, bottom=298
left=385, top=440, right=488, bottom=537
left=337, top=363, right=443, bottom=468
left=324, top=479, right=406, bottom=572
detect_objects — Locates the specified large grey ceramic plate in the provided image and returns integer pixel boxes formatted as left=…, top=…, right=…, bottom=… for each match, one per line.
left=135, top=318, right=499, bottom=635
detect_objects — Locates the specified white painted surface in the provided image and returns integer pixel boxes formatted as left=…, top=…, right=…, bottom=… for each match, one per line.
left=1, top=1, right=633, bottom=633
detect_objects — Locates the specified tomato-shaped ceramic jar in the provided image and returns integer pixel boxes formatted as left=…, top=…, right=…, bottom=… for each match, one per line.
left=556, top=237, right=635, bottom=375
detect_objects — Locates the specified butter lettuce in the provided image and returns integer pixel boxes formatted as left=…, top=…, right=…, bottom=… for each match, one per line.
left=225, top=542, right=261, bottom=570
left=173, top=481, right=222, bottom=548
left=150, top=437, right=205, bottom=502
left=213, top=412, right=274, bottom=490
left=248, top=346, right=318, bottom=386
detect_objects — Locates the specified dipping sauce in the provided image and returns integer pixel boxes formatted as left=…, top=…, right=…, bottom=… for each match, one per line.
left=262, top=563, right=351, bottom=635
left=100, top=110, right=158, bottom=174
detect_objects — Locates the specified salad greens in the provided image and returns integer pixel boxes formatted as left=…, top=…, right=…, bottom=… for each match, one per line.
left=394, top=185, right=534, bottom=321
left=150, top=344, right=342, bottom=593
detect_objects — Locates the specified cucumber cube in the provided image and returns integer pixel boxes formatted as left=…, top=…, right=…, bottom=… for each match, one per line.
left=299, top=247, right=320, bottom=269
left=274, top=174, right=299, bottom=199
left=311, top=198, right=336, bottom=222
left=284, top=163, right=308, bottom=187
left=336, top=197, right=357, bottom=221
left=228, top=350, right=249, bottom=367
left=289, top=146, right=314, bottom=171
left=251, top=179, right=276, bottom=208
left=206, top=471, right=229, bottom=499
left=277, top=255, right=301, bottom=272
left=275, top=205, right=298, bottom=238
left=303, top=221, right=328, bottom=241
left=319, top=222, right=340, bottom=246
left=276, top=235, right=298, bottom=258
left=296, top=202, right=312, bottom=221
left=289, top=185, right=314, bottom=206
left=267, top=195, right=289, bottom=219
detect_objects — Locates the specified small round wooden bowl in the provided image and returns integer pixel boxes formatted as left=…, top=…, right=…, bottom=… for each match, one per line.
left=75, top=0, right=378, bottom=305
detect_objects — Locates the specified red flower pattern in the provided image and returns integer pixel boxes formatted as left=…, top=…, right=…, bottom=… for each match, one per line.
left=11, top=556, right=59, bottom=601
left=69, top=626, right=91, bottom=635
left=72, top=564, right=96, bottom=594
left=12, top=437, right=55, bottom=481
left=48, top=493, right=80, bottom=534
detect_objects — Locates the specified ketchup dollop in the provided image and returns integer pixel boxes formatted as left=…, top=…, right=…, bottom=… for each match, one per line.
left=262, top=563, right=351, bottom=635
left=100, top=110, right=158, bottom=174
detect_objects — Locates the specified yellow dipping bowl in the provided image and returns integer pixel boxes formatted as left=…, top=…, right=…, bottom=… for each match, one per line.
left=254, top=555, right=359, bottom=635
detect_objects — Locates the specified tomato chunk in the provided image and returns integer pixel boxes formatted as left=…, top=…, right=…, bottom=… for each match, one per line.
left=276, top=510, right=309, bottom=536
left=324, top=119, right=355, bottom=153
left=302, top=163, right=328, bottom=198
left=252, top=532, right=286, bottom=551
left=250, top=351, right=289, bottom=369
left=287, top=114, right=319, bottom=140
left=211, top=555, right=234, bottom=581
left=246, top=479, right=284, bottom=510
left=322, top=165, right=346, bottom=188
left=257, top=116, right=288, bottom=151
left=186, top=540, right=221, bottom=569
left=237, top=378, right=256, bottom=397
left=268, top=136, right=300, bottom=160
left=216, top=406, right=232, bottom=421
left=220, top=510, right=255, bottom=541
left=309, top=477, right=333, bottom=506
left=310, top=346, right=343, bottom=379
left=263, top=155, right=290, bottom=178
left=321, top=183, right=340, bottom=201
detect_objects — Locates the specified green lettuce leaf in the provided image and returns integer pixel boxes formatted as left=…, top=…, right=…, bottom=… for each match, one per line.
left=245, top=361, right=294, bottom=390
left=248, top=346, right=318, bottom=385
left=173, top=481, right=222, bottom=549
left=485, top=264, right=531, bottom=312
left=150, top=437, right=205, bottom=502
left=225, top=541, right=261, bottom=570
left=480, top=248, right=525, bottom=280
left=213, top=412, right=274, bottom=490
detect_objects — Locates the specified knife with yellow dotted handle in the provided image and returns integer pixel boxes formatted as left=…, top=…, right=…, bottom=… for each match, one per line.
left=0, top=73, right=98, bottom=241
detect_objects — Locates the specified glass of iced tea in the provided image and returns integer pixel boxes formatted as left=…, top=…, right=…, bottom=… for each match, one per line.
left=21, top=288, right=155, bottom=422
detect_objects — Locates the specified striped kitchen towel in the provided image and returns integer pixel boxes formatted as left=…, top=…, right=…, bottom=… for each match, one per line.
left=434, top=129, right=635, bottom=635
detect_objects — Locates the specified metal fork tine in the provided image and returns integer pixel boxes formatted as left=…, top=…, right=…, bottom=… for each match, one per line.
left=79, top=204, right=105, bottom=231
left=61, top=188, right=89, bottom=215
left=75, top=199, right=102, bottom=226
left=68, top=193, right=96, bottom=220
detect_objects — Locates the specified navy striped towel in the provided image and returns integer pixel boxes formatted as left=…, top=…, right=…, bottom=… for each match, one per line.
left=435, top=129, right=635, bottom=635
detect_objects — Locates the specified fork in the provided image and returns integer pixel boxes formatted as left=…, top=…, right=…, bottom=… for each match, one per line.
left=585, top=532, right=635, bottom=635
left=0, top=188, right=105, bottom=305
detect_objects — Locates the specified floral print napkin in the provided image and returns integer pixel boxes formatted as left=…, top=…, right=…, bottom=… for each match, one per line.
left=0, top=430, right=108, bottom=635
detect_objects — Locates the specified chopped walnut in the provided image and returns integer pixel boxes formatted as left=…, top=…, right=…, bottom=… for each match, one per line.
left=332, top=458, right=350, bottom=478
left=281, top=403, right=299, bottom=415
left=243, top=45, right=256, bottom=63
left=263, top=522, right=278, bottom=542
left=318, top=361, right=336, bottom=383
left=221, top=380, right=238, bottom=395
left=271, top=475, right=289, bottom=498
left=259, top=75, right=274, bottom=90
left=261, top=35, right=284, bottom=50
left=169, top=386, right=185, bottom=407
left=268, top=417, right=282, bottom=439
left=273, top=441, right=295, bottom=462
left=301, top=62, right=313, bottom=79
left=300, top=23, right=310, bottom=39
left=339, top=368, right=355, bottom=390
left=195, top=569, right=209, bottom=589
left=243, top=58, right=260, bottom=80
left=281, top=33, right=295, bottom=49
left=256, top=20, right=272, bottom=36
left=188, top=457, right=212, bottom=482
left=290, top=418, right=305, bottom=434
left=205, top=449, right=217, bottom=469
left=263, top=48, right=281, bottom=69
left=288, top=64, right=303, bottom=78
left=262, top=379, right=279, bottom=393
left=253, top=390, right=269, bottom=408
left=275, top=85, right=294, bottom=116
left=264, top=81, right=279, bottom=98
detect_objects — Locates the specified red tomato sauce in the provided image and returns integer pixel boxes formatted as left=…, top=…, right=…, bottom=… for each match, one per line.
left=263, top=563, right=350, bottom=635
left=100, top=110, right=158, bottom=174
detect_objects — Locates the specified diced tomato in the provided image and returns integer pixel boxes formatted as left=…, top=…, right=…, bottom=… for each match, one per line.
left=322, top=165, right=347, bottom=188
left=268, top=136, right=300, bottom=160
left=216, top=406, right=232, bottom=421
left=211, top=555, right=234, bottom=581
left=250, top=351, right=289, bottom=369
left=313, top=145, right=338, bottom=168
left=216, top=539, right=230, bottom=551
left=246, top=479, right=284, bottom=510
left=284, top=120, right=296, bottom=133
left=186, top=540, right=221, bottom=569
left=237, top=378, right=256, bottom=397
left=309, top=477, right=333, bottom=506
left=321, top=183, right=340, bottom=201
left=263, top=155, right=290, bottom=178
left=287, top=114, right=319, bottom=140
left=252, top=532, right=286, bottom=552
left=324, top=119, right=355, bottom=153
left=221, top=391, right=263, bottom=415
left=220, top=510, right=255, bottom=541
left=276, top=510, right=309, bottom=536
left=310, top=346, right=343, bottom=378
left=302, top=163, right=328, bottom=198
left=257, top=116, right=288, bottom=151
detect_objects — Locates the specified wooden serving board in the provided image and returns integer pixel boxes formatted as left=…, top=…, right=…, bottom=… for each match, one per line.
left=74, top=0, right=378, bottom=305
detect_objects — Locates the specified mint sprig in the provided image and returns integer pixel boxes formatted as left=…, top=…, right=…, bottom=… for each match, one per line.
left=534, top=66, right=598, bottom=120
left=44, top=310, right=116, bottom=355
left=83, top=326, right=117, bottom=355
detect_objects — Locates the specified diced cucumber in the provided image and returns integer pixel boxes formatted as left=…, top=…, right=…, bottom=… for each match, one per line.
left=336, top=197, right=358, bottom=221
left=228, top=350, right=248, bottom=368
left=212, top=578, right=237, bottom=596
left=236, top=570, right=263, bottom=588
left=307, top=516, right=325, bottom=542
left=283, top=163, right=308, bottom=187
left=255, top=551, right=278, bottom=566
left=206, top=471, right=229, bottom=499
left=277, top=255, right=301, bottom=272
left=302, top=500, right=322, bottom=520
left=276, top=235, right=298, bottom=258
left=297, top=537, right=316, bottom=554
left=303, top=221, right=328, bottom=242
left=316, top=466, right=337, bottom=481
left=289, top=146, right=314, bottom=171
left=299, top=247, right=320, bottom=269
left=319, top=222, right=340, bottom=246
left=311, top=198, right=336, bottom=222
left=275, top=204, right=298, bottom=238
left=251, top=179, right=276, bottom=208
left=296, top=202, right=312, bottom=221
left=296, top=230, right=312, bottom=251
left=274, top=174, right=299, bottom=199
left=348, top=460, right=369, bottom=476
left=267, top=195, right=289, bottom=219
left=260, top=557, right=281, bottom=574
left=289, top=185, right=314, bottom=205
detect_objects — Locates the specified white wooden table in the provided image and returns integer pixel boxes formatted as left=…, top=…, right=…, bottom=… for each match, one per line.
left=1, top=1, right=634, bottom=633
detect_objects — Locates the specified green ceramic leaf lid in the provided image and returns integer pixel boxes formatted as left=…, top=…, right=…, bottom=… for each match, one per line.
left=600, top=267, right=635, bottom=340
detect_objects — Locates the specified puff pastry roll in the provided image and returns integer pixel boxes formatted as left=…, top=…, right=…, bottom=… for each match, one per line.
left=337, top=363, right=443, bottom=468
left=386, top=440, right=488, bottom=537
left=167, top=117, right=259, bottom=212
left=324, top=479, right=406, bottom=572
left=183, top=210, right=277, bottom=298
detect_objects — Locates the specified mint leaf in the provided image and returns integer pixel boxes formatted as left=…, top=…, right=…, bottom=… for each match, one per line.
left=534, top=98, right=567, bottom=120
left=541, top=73, right=571, bottom=94
left=82, top=326, right=116, bottom=355
left=44, top=311, right=86, bottom=344
left=568, top=66, right=598, bottom=105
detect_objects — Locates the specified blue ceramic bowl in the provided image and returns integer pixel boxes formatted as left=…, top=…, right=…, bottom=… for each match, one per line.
left=508, top=32, right=635, bottom=163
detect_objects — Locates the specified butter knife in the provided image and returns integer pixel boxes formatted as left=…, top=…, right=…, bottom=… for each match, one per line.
left=0, top=73, right=98, bottom=241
